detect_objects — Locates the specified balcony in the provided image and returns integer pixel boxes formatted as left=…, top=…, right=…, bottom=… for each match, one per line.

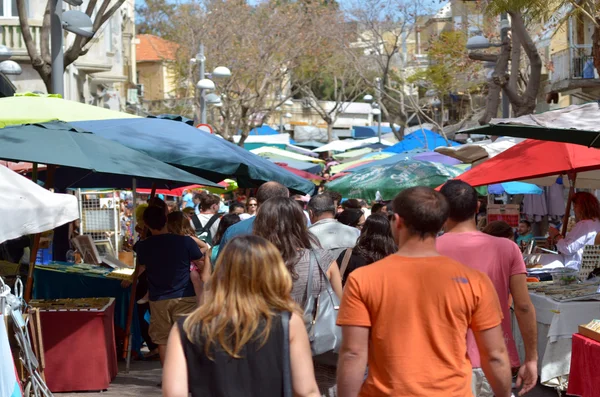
left=0, top=19, right=42, bottom=61
left=549, top=45, right=600, bottom=93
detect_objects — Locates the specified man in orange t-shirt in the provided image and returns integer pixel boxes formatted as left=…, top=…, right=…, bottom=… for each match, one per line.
left=336, top=187, right=512, bottom=397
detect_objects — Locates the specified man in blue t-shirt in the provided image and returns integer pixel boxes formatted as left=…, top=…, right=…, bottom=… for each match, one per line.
left=181, top=189, right=195, bottom=209
left=135, top=205, right=203, bottom=364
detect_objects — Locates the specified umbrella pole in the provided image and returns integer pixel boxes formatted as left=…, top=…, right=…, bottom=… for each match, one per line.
left=24, top=165, right=56, bottom=302
left=561, top=173, right=577, bottom=237
left=24, top=234, right=41, bottom=302
left=123, top=181, right=155, bottom=370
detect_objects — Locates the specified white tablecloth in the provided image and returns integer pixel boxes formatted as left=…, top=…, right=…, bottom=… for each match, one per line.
left=515, top=293, right=600, bottom=389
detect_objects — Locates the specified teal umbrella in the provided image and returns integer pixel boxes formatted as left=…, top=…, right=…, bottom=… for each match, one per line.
left=0, top=122, right=220, bottom=189
left=325, top=160, right=463, bottom=201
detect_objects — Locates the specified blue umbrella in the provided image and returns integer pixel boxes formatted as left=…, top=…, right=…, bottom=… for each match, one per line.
left=71, top=119, right=315, bottom=194
left=488, top=182, right=543, bottom=195
left=383, top=129, right=460, bottom=153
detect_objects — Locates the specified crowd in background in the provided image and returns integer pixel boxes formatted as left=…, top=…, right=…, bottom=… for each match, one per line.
left=121, top=177, right=556, bottom=397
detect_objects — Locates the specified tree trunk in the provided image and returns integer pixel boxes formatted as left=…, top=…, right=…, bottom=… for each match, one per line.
left=326, top=122, right=334, bottom=143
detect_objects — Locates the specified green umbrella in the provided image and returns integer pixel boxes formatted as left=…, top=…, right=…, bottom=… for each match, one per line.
left=0, top=122, right=220, bottom=189
left=325, top=160, right=463, bottom=201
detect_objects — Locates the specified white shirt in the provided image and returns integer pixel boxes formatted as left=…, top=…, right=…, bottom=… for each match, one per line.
left=196, top=213, right=221, bottom=240
left=557, top=219, right=600, bottom=270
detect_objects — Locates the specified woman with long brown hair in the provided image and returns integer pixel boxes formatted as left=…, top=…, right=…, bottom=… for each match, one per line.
left=162, top=235, right=319, bottom=397
left=253, top=197, right=342, bottom=397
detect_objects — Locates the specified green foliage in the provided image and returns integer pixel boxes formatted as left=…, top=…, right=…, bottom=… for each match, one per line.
left=408, top=31, right=483, bottom=94
left=136, top=0, right=178, bottom=37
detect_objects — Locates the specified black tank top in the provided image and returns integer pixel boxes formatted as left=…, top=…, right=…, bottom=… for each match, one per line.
left=176, top=315, right=285, bottom=397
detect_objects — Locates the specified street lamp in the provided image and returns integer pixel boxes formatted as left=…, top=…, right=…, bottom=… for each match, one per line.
left=0, top=45, right=12, bottom=61
left=193, top=44, right=231, bottom=125
left=50, top=0, right=94, bottom=96
left=0, top=60, right=22, bottom=75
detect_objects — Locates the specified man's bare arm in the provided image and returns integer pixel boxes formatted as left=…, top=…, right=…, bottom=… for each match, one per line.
left=337, top=326, right=369, bottom=397
left=474, top=325, right=512, bottom=397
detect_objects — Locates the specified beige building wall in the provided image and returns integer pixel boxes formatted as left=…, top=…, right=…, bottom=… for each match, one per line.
left=137, top=63, right=165, bottom=100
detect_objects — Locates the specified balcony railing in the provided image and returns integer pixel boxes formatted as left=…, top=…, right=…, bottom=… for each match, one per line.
left=0, top=19, right=42, bottom=58
left=550, top=45, right=597, bottom=84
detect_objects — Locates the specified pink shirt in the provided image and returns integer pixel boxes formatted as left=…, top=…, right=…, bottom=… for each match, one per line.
left=437, top=231, right=526, bottom=368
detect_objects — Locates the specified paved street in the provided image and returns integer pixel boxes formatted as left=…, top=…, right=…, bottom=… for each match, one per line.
left=55, top=360, right=560, bottom=397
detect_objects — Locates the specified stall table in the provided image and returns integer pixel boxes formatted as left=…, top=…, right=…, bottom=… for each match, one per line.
left=32, top=262, right=141, bottom=355
left=32, top=298, right=117, bottom=392
left=514, top=292, right=600, bottom=390
left=567, top=333, right=600, bottom=397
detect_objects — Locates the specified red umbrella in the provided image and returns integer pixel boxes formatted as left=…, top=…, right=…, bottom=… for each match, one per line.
left=453, top=139, right=600, bottom=187
left=274, top=163, right=324, bottom=181
left=453, top=139, right=600, bottom=235
left=136, top=182, right=227, bottom=196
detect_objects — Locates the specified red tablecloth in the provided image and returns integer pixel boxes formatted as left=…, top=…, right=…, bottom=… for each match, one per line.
left=567, top=333, right=600, bottom=397
left=39, top=299, right=117, bottom=392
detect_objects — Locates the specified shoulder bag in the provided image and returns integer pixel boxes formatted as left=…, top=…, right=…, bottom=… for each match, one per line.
left=281, top=311, right=292, bottom=397
left=303, top=250, right=342, bottom=366
left=339, top=248, right=353, bottom=279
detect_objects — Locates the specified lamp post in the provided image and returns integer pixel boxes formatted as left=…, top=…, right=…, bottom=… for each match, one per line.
left=466, top=14, right=511, bottom=118
left=193, top=44, right=231, bottom=125
left=50, top=0, right=94, bottom=96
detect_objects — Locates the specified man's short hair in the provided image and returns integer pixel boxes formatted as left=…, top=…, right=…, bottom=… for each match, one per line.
left=200, top=194, right=221, bottom=211
left=143, top=205, right=167, bottom=231
left=392, top=187, right=449, bottom=239
left=439, top=180, right=478, bottom=223
left=371, top=203, right=385, bottom=213
left=307, top=194, right=335, bottom=217
left=519, top=220, right=531, bottom=228
left=342, top=199, right=362, bottom=210
left=256, top=182, right=290, bottom=205
left=323, top=191, right=342, bottom=205
left=193, top=192, right=205, bottom=201
left=229, top=202, right=245, bottom=213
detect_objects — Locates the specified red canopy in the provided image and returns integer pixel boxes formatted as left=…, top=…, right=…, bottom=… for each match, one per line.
left=454, top=139, right=600, bottom=187
left=274, top=163, right=324, bottom=181
left=136, top=183, right=224, bottom=196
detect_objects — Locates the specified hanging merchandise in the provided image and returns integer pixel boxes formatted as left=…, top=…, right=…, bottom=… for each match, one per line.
left=1, top=277, right=52, bottom=396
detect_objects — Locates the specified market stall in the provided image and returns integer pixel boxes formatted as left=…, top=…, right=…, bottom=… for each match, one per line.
left=567, top=330, right=600, bottom=397
left=514, top=285, right=600, bottom=389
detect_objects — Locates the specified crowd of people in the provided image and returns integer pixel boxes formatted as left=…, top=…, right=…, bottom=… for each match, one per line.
left=125, top=179, right=553, bottom=397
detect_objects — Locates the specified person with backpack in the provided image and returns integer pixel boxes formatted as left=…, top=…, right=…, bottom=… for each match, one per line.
left=191, top=193, right=221, bottom=246
left=254, top=197, right=342, bottom=397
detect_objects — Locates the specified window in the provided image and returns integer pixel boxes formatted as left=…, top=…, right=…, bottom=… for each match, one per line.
left=1, top=0, right=28, bottom=17
left=453, top=16, right=463, bottom=30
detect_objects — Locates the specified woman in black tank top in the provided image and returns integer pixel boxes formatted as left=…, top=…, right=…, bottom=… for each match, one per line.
left=162, top=235, right=320, bottom=397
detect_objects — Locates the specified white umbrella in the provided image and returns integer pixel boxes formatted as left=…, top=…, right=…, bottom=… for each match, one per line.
left=435, top=136, right=524, bottom=164
left=0, top=164, right=79, bottom=244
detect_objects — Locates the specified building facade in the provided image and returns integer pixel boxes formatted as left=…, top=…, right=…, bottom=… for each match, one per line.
left=0, top=0, right=136, bottom=110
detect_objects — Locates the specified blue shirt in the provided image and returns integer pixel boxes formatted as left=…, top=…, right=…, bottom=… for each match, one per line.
left=218, top=217, right=255, bottom=257
left=182, top=193, right=194, bottom=209
left=135, top=234, right=202, bottom=301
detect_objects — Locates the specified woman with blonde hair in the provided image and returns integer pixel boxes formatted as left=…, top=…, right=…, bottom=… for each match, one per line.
left=549, top=191, right=600, bottom=270
left=162, top=235, right=319, bottom=397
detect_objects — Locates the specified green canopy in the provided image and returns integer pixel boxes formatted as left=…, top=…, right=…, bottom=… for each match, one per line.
left=0, top=122, right=219, bottom=189
left=0, top=94, right=139, bottom=128
left=326, top=160, right=463, bottom=201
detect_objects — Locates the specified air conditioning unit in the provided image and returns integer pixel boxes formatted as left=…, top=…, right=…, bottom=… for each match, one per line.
left=136, top=84, right=144, bottom=98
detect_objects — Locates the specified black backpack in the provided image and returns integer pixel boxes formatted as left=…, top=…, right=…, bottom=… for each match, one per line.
left=191, top=213, right=220, bottom=245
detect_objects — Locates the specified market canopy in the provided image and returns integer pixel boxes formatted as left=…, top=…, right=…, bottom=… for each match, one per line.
left=383, top=129, right=460, bottom=154
left=313, top=137, right=394, bottom=153
left=0, top=122, right=218, bottom=189
left=460, top=103, right=600, bottom=147
left=435, top=136, right=523, bottom=164
left=274, top=163, right=325, bottom=181
left=0, top=94, right=140, bottom=128
left=265, top=157, right=323, bottom=175
left=250, top=146, right=324, bottom=163
left=348, top=151, right=461, bottom=173
left=71, top=118, right=315, bottom=194
left=326, top=160, right=462, bottom=201
left=0, top=163, right=79, bottom=244
left=451, top=139, right=600, bottom=188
